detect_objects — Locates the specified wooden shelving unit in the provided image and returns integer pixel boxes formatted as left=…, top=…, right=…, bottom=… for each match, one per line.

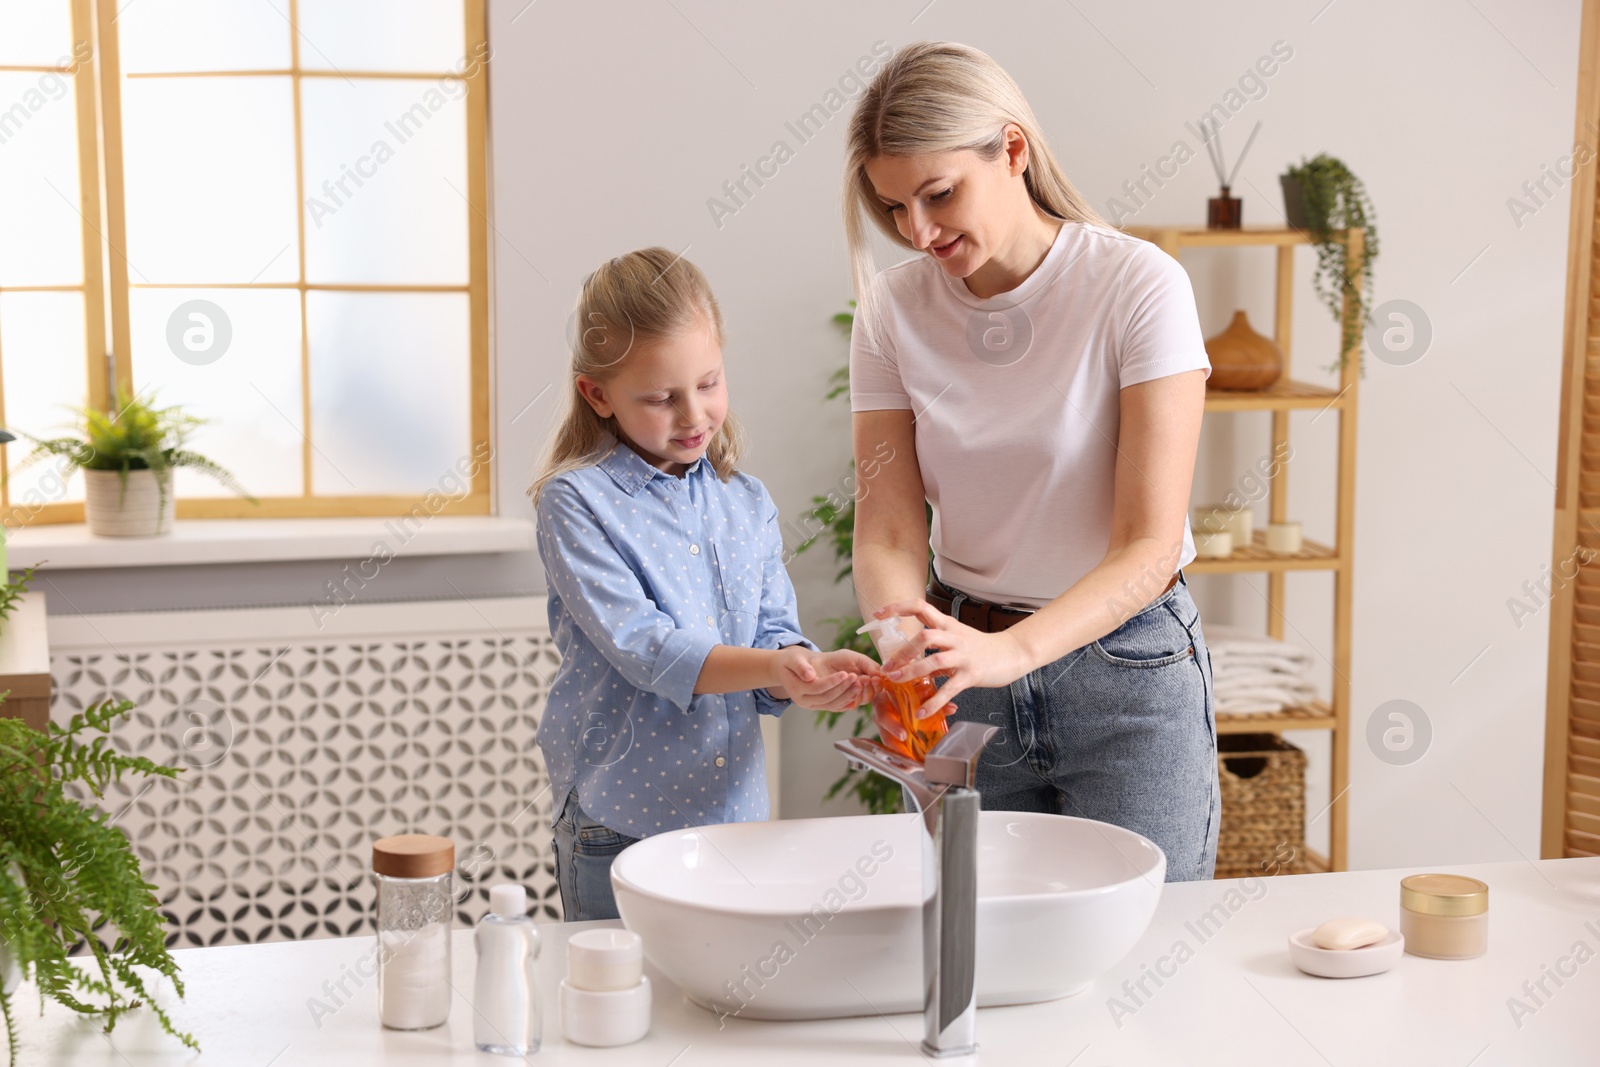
left=0, top=589, right=50, bottom=734
left=1123, top=224, right=1364, bottom=874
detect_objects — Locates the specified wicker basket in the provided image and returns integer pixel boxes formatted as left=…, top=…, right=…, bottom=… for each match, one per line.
left=1214, top=733, right=1306, bottom=879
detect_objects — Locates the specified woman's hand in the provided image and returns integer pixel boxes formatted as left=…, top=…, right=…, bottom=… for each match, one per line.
left=870, top=600, right=1036, bottom=718
left=774, top=647, right=883, bottom=712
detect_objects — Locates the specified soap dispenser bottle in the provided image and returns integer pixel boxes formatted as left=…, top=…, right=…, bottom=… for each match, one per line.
left=858, top=617, right=947, bottom=762
left=473, top=883, right=541, bottom=1055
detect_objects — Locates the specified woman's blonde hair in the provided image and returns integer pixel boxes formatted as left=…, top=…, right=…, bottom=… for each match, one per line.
left=843, top=41, right=1108, bottom=348
left=528, top=247, right=745, bottom=503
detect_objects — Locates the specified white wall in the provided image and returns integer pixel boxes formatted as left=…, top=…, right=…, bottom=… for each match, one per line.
left=486, top=0, right=1586, bottom=870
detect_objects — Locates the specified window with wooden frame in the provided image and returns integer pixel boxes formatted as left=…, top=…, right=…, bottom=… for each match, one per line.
left=0, top=0, right=491, bottom=527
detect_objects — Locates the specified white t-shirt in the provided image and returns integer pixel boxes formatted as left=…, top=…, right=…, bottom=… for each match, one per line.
left=849, top=220, right=1212, bottom=610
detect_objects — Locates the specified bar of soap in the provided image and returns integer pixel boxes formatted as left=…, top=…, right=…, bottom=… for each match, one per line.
left=1311, top=916, right=1387, bottom=951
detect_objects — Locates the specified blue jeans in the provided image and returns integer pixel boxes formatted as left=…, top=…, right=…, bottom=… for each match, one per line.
left=944, top=572, right=1221, bottom=882
left=551, top=790, right=639, bottom=922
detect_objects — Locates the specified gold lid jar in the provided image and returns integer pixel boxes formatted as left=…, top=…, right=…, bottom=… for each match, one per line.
left=1399, top=874, right=1488, bottom=959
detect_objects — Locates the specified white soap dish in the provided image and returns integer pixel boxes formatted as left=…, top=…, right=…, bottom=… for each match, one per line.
left=1288, top=927, right=1404, bottom=978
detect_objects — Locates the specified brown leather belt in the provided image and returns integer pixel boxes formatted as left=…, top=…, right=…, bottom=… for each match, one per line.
left=925, top=572, right=1179, bottom=634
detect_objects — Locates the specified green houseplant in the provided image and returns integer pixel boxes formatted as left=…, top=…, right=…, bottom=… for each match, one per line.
left=0, top=568, right=36, bottom=639
left=0, top=430, right=14, bottom=577
left=16, top=389, right=254, bottom=537
left=1280, top=154, right=1379, bottom=370
left=0, top=688, right=198, bottom=1065
left=792, top=304, right=921, bottom=816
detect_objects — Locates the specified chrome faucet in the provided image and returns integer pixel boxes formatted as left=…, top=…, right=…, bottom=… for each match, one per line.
left=835, top=721, right=998, bottom=1059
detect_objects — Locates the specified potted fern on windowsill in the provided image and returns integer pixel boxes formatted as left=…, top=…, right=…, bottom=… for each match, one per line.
left=15, top=389, right=255, bottom=538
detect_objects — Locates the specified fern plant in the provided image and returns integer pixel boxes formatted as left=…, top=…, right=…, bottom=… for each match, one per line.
left=0, top=569, right=35, bottom=636
left=0, top=698, right=198, bottom=1065
left=792, top=304, right=922, bottom=816
left=15, top=387, right=256, bottom=518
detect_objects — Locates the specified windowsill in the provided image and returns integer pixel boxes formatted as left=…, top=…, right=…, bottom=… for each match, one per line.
left=5, top=515, right=535, bottom=570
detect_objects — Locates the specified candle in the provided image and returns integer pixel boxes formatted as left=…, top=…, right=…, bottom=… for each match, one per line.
left=1194, top=528, right=1233, bottom=558
left=1265, top=521, right=1302, bottom=554
left=1226, top=507, right=1253, bottom=548
left=1192, top=505, right=1231, bottom=536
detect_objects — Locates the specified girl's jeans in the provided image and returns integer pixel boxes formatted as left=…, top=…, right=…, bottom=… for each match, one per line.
left=551, top=790, right=639, bottom=922
left=944, top=571, right=1221, bottom=881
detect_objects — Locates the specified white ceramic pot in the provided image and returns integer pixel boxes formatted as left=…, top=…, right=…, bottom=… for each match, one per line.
left=83, top=468, right=174, bottom=537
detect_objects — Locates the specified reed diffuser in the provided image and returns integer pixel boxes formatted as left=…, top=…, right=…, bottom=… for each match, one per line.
left=1203, top=119, right=1261, bottom=229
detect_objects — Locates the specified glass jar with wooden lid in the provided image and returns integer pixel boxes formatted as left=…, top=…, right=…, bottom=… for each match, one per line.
left=372, top=833, right=456, bottom=1029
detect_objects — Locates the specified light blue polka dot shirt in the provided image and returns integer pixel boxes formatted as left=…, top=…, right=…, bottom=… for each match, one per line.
left=535, top=435, right=817, bottom=839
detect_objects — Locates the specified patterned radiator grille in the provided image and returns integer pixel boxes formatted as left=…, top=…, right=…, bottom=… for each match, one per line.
left=47, top=598, right=563, bottom=948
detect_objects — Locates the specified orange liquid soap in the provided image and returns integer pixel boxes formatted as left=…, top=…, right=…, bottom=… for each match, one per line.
left=871, top=675, right=946, bottom=762
left=858, top=618, right=948, bottom=763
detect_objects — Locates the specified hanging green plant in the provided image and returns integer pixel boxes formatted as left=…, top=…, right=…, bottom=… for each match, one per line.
left=1281, top=153, right=1379, bottom=371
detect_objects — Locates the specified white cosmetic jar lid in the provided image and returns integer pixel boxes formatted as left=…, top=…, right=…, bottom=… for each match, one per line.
left=559, top=975, right=651, bottom=1047
left=567, top=927, right=643, bottom=991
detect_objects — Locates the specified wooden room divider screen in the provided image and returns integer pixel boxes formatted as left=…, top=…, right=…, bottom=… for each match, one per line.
left=1543, top=0, right=1600, bottom=860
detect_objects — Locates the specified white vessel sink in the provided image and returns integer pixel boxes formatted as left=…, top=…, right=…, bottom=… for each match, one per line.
left=610, top=810, right=1164, bottom=1021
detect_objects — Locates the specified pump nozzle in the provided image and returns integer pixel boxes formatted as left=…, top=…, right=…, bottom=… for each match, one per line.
left=857, top=617, right=910, bottom=657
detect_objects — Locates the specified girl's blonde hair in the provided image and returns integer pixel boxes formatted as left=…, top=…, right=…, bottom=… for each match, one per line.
left=842, top=41, right=1108, bottom=349
left=528, top=247, right=745, bottom=503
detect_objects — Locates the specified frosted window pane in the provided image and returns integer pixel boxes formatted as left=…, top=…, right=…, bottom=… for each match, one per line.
left=122, top=77, right=299, bottom=284
left=301, top=78, right=467, bottom=285
left=0, top=72, right=83, bottom=286
left=129, top=288, right=304, bottom=499
left=297, top=0, right=465, bottom=72
left=118, top=0, right=291, bottom=74
left=0, top=1, right=73, bottom=66
left=306, top=291, right=469, bottom=496
left=3, top=291, right=88, bottom=507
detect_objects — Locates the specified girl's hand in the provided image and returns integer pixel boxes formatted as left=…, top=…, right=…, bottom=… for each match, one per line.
left=775, top=647, right=882, bottom=712
left=870, top=600, right=1036, bottom=718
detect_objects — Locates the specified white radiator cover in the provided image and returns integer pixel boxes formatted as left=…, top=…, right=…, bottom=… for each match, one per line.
left=46, top=595, right=780, bottom=948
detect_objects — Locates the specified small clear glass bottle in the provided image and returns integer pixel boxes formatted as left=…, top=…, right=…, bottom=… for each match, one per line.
left=474, top=883, right=542, bottom=1055
left=372, top=833, right=455, bottom=1030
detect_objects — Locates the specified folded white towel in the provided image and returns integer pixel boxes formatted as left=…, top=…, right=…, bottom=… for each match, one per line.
left=1211, top=652, right=1311, bottom=672
left=1215, top=695, right=1298, bottom=715
left=1205, top=625, right=1313, bottom=666
left=1216, top=682, right=1317, bottom=705
left=1203, top=625, right=1318, bottom=715
left=1214, top=666, right=1315, bottom=692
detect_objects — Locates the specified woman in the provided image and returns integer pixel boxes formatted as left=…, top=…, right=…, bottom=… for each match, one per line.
left=843, top=41, right=1219, bottom=881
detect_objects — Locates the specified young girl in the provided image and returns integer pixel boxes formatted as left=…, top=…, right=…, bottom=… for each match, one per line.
left=529, top=247, right=880, bottom=922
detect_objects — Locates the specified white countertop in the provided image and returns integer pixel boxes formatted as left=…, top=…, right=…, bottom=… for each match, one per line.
left=15, top=857, right=1600, bottom=1065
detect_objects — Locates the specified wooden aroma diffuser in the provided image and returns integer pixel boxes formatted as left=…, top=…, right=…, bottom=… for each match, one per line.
left=1204, top=309, right=1283, bottom=391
